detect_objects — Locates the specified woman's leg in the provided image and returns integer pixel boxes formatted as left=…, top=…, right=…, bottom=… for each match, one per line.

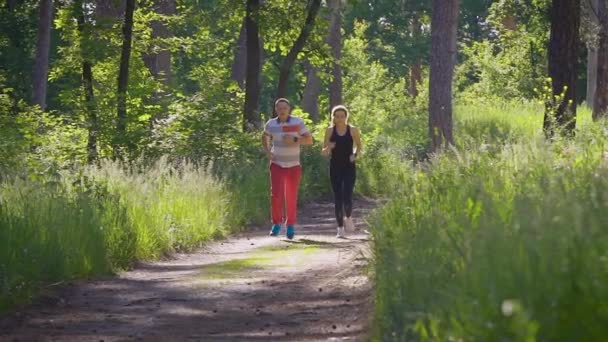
left=270, top=163, right=286, bottom=225
left=330, top=165, right=345, bottom=227
left=344, top=166, right=356, bottom=219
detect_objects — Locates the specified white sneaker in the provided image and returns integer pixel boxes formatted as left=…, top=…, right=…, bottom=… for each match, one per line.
left=344, top=217, right=355, bottom=231
left=336, top=226, right=346, bottom=238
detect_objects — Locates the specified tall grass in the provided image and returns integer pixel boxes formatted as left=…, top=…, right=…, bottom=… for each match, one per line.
left=372, top=102, right=608, bottom=340
left=0, top=159, right=231, bottom=310
left=0, top=140, right=335, bottom=310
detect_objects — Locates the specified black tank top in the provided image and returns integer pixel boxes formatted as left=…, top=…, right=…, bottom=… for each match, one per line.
left=330, top=125, right=354, bottom=166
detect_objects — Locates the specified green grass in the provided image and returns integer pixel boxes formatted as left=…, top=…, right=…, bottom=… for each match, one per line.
left=0, top=158, right=233, bottom=310
left=199, top=245, right=321, bottom=279
left=371, top=102, right=608, bottom=341
left=0, top=141, right=332, bottom=311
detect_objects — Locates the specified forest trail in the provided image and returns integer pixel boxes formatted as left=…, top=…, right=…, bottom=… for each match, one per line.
left=1, top=198, right=376, bottom=341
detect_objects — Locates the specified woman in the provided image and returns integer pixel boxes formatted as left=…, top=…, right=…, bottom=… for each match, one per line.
left=262, top=98, right=313, bottom=239
left=322, top=105, right=363, bottom=238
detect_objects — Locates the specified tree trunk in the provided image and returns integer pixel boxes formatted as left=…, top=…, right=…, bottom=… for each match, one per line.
left=231, top=18, right=248, bottom=89
left=588, top=45, right=598, bottom=108
left=429, top=0, right=459, bottom=153
left=142, top=0, right=175, bottom=86
left=32, top=0, right=53, bottom=110
left=96, top=0, right=125, bottom=19
left=276, top=0, right=322, bottom=99
left=502, top=15, right=517, bottom=31
left=409, top=64, right=422, bottom=98
left=115, top=0, right=136, bottom=156
left=593, top=0, right=608, bottom=120
left=83, top=60, right=98, bottom=162
left=243, top=0, right=262, bottom=131
left=544, top=0, right=580, bottom=137
left=587, top=0, right=599, bottom=108
left=327, top=0, right=342, bottom=109
left=409, top=14, right=422, bottom=98
left=76, top=0, right=98, bottom=162
left=7, top=0, right=19, bottom=11
left=301, top=60, right=321, bottom=122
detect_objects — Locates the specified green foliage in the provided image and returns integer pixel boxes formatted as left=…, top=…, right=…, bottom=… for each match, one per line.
left=456, top=0, right=550, bottom=101
left=371, top=103, right=608, bottom=340
left=343, top=22, right=428, bottom=156
left=0, top=0, right=38, bottom=102
left=456, top=29, right=548, bottom=101
left=345, top=0, right=430, bottom=79
left=0, top=158, right=232, bottom=310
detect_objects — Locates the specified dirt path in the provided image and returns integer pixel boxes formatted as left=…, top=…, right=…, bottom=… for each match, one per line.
left=0, top=198, right=376, bottom=342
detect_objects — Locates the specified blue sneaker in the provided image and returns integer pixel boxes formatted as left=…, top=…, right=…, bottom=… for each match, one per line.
left=286, top=225, right=295, bottom=240
left=269, top=224, right=281, bottom=236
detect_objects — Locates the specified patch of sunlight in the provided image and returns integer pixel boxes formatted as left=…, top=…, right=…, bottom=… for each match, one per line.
left=199, top=245, right=321, bottom=279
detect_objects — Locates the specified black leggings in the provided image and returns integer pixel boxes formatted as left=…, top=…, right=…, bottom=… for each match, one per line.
left=330, top=164, right=356, bottom=227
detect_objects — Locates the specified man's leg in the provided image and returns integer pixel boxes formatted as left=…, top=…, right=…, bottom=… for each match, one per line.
left=270, top=163, right=286, bottom=225
left=284, top=165, right=302, bottom=225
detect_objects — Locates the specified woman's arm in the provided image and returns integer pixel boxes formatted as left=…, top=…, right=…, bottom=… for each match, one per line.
left=352, top=127, right=363, bottom=158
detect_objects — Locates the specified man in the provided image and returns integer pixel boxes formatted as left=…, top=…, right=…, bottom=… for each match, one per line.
left=261, top=98, right=313, bottom=239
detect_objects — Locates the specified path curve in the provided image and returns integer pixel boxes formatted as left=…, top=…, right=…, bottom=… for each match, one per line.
left=0, top=198, right=376, bottom=342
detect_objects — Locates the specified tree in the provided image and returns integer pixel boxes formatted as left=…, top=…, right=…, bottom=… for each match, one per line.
left=243, top=0, right=262, bottom=131
left=345, top=0, right=431, bottom=82
left=231, top=18, right=248, bottom=89
left=301, top=60, right=321, bottom=122
left=143, top=0, right=176, bottom=86
left=409, top=13, right=423, bottom=98
left=429, top=0, right=459, bottom=152
left=587, top=0, right=599, bottom=108
left=593, top=0, right=608, bottom=120
left=115, top=0, right=137, bottom=156
left=276, top=0, right=322, bottom=98
left=544, top=0, right=580, bottom=136
left=75, top=0, right=98, bottom=162
left=328, top=0, right=342, bottom=108
left=32, top=0, right=53, bottom=110
left=302, top=0, right=341, bottom=122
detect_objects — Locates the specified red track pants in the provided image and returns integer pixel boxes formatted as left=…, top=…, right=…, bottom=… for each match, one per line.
left=270, top=163, right=302, bottom=225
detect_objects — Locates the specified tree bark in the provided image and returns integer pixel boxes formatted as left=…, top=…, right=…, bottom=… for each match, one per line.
left=429, top=0, right=459, bottom=152
left=32, top=0, right=53, bottom=110
left=243, top=0, right=262, bottom=131
left=587, top=0, right=599, bottom=108
left=142, top=0, right=175, bottom=86
left=593, top=0, right=608, bottom=120
left=409, top=14, right=422, bottom=98
left=327, top=0, right=342, bottom=109
left=7, top=0, right=19, bottom=11
left=544, top=0, right=580, bottom=137
left=588, top=45, right=598, bottom=108
left=301, top=60, right=321, bottom=122
left=231, top=18, right=248, bottom=89
left=76, top=0, right=98, bottom=162
left=96, top=0, right=125, bottom=19
left=115, top=0, right=136, bottom=156
left=276, top=0, right=322, bottom=99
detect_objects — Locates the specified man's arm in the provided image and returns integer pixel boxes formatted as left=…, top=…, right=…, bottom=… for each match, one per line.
left=321, top=127, right=334, bottom=156
left=262, top=132, right=272, bottom=158
left=299, top=133, right=313, bottom=145
left=298, top=120, right=313, bottom=146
